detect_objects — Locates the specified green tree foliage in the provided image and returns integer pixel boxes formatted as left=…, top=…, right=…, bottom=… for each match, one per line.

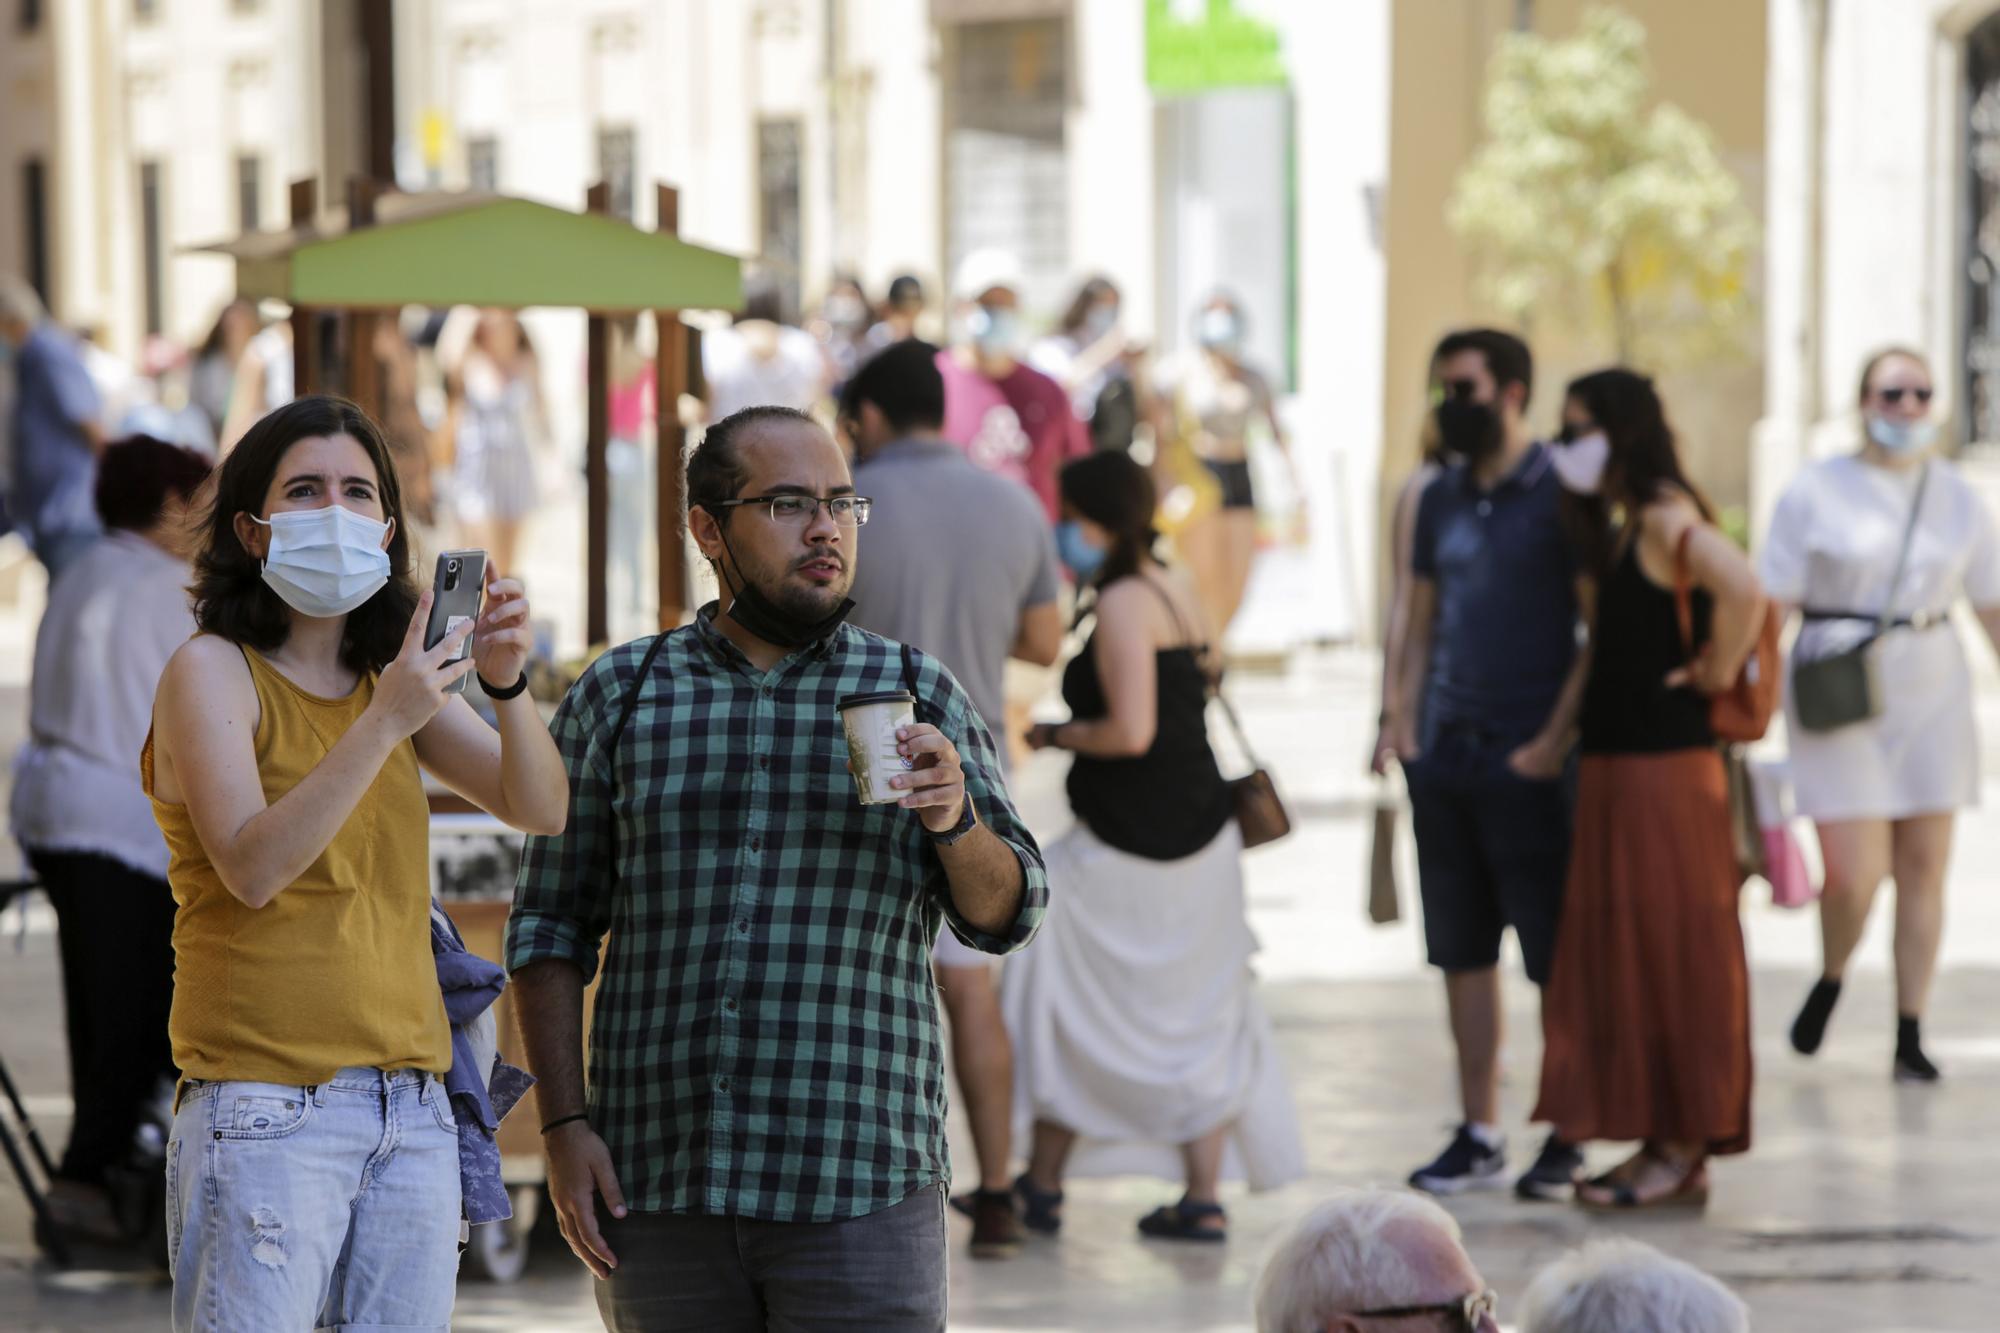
left=1449, top=8, right=1756, bottom=367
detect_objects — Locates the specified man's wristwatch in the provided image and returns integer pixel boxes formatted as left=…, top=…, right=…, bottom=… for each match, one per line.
left=925, top=799, right=979, bottom=846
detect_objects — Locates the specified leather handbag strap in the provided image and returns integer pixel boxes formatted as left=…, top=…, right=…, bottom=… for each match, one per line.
left=1127, top=575, right=1268, bottom=772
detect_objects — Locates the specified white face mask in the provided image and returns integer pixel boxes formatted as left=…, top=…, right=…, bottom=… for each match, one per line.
left=1552, top=431, right=1611, bottom=495
left=1866, top=414, right=1938, bottom=456
left=252, top=505, right=393, bottom=618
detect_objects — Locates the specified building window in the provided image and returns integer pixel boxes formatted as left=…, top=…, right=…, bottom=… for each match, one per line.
left=140, top=161, right=165, bottom=336
left=758, top=119, right=803, bottom=323
left=20, top=0, right=42, bottom=32
left=946, top=20, right=1068, bottom=313
left=597, top=126, right=636, bottom=220
left=134, top=0, right=157, bottom=20
left=22, top=158, right=48, bottom=305
left=466, top=136, right=499, bottom=193
left=235, top=154, right=261, bottom=232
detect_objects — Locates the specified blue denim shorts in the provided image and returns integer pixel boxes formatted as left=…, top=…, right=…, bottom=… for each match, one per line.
left=167, top=1067, right=462, bottom=1333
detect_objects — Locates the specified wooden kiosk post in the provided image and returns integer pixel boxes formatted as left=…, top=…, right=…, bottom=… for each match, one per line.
left=583, top=182, right=614, bottom=645
left=287, top=179, right=319, bottom=396
left=655, top=182, right=692, bottom=628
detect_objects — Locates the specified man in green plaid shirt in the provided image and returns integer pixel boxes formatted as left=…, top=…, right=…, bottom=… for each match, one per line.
left=506, top=406, right=1047, bottom=1331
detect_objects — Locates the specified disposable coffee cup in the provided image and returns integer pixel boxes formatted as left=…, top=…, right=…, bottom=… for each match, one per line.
left=838, top=690, right=917, bottom=806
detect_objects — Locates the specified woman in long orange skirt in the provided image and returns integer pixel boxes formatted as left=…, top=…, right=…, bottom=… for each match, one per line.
left=1534, top=369, right=1766, bottom=1209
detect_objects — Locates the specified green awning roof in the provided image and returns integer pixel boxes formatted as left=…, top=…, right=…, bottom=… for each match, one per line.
left=193, top=192, right=742, bottom=313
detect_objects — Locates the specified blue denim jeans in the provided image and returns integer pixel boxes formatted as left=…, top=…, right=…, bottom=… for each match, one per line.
left=167, top=1067, right=463, bottom=1333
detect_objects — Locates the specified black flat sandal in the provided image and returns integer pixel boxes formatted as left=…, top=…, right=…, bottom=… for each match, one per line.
left=1137, top=1195, right=1227, bottom=1243
left=1012, top=1173, right=1064, bottom=1235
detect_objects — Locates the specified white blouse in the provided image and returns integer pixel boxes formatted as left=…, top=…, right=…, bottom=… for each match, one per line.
left=1759, top=455, right=2000, bottom=660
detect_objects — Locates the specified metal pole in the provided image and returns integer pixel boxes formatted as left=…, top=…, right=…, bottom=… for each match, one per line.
left=655, top=182, right=691, bottom=629
left=585, top=182, right=613, bottom=642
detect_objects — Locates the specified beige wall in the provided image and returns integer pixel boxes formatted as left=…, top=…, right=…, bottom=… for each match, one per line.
left=1380, top=0, right=1768, bottom=572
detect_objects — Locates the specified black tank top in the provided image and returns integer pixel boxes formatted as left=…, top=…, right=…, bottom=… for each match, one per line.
left=1580, top=540, right=1716, bottom=754
left=1062, top=578, right=1233, bottom=861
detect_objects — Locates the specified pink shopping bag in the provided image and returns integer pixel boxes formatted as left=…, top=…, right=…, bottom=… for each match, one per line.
left=1763, top=823, right=1816, bottom=909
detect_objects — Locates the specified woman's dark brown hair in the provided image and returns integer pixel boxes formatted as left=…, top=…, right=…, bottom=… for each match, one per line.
left=1058, top=276, right=1119, bottom=336
left=190, top=394, right=418, bottom=675
left=1060, top=451, right=1162, bottom=600
left=1560, top=368, right=1714, bottom=578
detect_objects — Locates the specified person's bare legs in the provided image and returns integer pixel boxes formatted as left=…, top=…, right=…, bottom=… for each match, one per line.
left=1177, top=514, right=1228, bottom=634
left=1213, top=510, right=1258, bottom=634
left=936, top=963, right=1014, bottom=1192
left=1179, top=1124, right=1232, bottom=1231
left=1889, top=814, right=1954, bottom=1020
left=1791, top=818, right=1892, bottom=1055
left=1446, top=966, right=1502, bottom=1126
left=1816, top=818, right=1894, bottom=980
left=491, top=517, right=524, bottom=582
left=1025, top=1120, right=1076, bottom=1198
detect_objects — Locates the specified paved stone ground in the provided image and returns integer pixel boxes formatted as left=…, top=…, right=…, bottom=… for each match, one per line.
left=2, top=536, right=1998, bottom=1329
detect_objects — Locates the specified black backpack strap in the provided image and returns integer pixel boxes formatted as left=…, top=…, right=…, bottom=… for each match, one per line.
left=604, top=633, right=672, bottom=876
left=900, top=642, right=943, bottom=727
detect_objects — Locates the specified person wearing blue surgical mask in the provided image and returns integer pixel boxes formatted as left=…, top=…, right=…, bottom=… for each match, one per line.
left=937, top=249, right=1091, bottom=523
left=1029, top=276, right=1153, bottom=454
left=1008, top=452, right=1304, bottom=1247
left=1153, top=292, right=1305, bottom=634
left=146, top=396, right=569, bottom=1332
left=1761, top=348, right=2000, bottom=1086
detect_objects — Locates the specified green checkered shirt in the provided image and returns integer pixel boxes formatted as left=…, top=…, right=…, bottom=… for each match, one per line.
left=505, top=605, right=1047, bottom=1222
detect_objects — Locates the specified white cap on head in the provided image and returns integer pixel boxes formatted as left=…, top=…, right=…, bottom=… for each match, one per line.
left=952, top=248, right=1025, bottom=304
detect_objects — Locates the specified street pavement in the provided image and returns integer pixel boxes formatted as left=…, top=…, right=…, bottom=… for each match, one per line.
left=2, top=537, right=1998, bottom=1329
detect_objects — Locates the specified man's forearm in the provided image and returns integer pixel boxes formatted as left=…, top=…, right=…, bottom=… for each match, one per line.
left=937, top=820, right=1026, bottom=937
left=512, top=958, right=589, bottom=1126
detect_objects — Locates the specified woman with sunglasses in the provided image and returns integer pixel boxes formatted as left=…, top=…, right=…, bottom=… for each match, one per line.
left=1762, top=348, right=2000, bottom=1081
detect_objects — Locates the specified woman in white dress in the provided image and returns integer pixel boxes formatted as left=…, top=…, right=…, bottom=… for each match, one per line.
left=442, top=309, right=546, bottom=578
left=1761, top=348, right=2000, bottom=1081
left=1002, top=452, right=1302, bottom=1244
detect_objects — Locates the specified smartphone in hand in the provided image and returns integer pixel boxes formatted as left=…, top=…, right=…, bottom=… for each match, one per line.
left=425, top=549, right=487, bottom=695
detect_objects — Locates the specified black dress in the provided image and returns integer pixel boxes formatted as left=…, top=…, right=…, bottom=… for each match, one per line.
left=1579, top=541, right=1715, bottom=754
left=1061, top=590, right=1233, bottom=862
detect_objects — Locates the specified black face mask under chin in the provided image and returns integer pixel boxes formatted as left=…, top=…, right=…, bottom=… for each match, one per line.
left=1435, top=398, right=1503, bottom=463
left=711, top=521, right=854, bottom=651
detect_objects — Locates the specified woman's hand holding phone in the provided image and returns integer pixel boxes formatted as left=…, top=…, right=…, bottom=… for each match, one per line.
left=472, top=577, right=533, bottom=689
left=371, top=591, right=478, bottom=740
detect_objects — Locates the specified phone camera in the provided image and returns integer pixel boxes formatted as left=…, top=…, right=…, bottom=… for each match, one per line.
left=444, top=558, right=461, bottom=592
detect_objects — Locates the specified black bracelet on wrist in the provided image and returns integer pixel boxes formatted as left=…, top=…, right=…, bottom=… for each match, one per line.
left=480, top=670, right=530, bottom=701
left=540, top=1112, right=590, bottom=1136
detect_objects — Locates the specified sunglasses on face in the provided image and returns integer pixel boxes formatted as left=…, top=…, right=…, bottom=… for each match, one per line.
left=1429, top=378, right=1485, bottom=406
left=1877, top=386, right=1933, bottom=406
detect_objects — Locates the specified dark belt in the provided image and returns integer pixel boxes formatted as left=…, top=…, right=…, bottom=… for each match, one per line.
left=1800, top=608, right=1948, bottom=630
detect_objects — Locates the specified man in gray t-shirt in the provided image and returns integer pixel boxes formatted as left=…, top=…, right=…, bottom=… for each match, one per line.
left=841, top=339, right=1061, bottom=1261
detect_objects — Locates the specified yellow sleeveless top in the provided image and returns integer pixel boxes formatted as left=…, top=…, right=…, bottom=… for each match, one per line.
left=144, top=644, right=450, bottom=1085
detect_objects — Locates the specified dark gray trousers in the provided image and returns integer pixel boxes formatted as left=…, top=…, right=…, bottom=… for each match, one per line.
left=594, top=1185, right=947, bottom=1332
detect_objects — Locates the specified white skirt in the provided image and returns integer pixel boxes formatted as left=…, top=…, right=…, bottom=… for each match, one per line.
left=1000, top=821, right=1305, bottom=1192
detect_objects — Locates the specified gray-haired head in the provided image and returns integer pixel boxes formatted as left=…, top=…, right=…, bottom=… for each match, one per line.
left=1519, top=1239, right=1748, bottom=1333
left=1254, top=1189, right=1487, bottom=1333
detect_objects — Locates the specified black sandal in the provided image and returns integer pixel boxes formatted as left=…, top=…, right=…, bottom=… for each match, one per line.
left=1137, top=1195, right=1227, bottom=1243
left=1012, top=1173, right=1064, bottom=1235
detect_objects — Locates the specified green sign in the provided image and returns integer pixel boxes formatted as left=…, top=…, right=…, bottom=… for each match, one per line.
left=1145, top=0, right=1287, bottom=95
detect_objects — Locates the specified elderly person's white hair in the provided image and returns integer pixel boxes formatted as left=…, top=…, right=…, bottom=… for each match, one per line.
left=1519, top=1238, right=1748, bottom=1333
left=1255, top=1189, right=1470, bottom=1333
left=0, top=274, right=48, bottom=327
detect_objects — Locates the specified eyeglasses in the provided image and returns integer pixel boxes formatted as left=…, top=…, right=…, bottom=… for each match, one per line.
left=1355, top=1289, right=1498, bottom=1331
left=1877, top=386, right=1933, bottom=406
left=708, top=495, right=873, bottom=527
left=1431, top=378, right=1483, bottom=405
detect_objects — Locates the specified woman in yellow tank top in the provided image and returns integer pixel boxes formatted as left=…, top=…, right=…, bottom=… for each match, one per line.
left=146, top=395, right=567, bottom=1333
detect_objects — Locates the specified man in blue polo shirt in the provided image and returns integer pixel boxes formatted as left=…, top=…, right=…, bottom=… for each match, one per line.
left=1393, top=329, right=1588, bottom=1202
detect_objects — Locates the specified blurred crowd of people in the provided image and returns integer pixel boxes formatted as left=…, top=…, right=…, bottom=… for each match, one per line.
left=8, top=229, right=1996, bottom=1331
